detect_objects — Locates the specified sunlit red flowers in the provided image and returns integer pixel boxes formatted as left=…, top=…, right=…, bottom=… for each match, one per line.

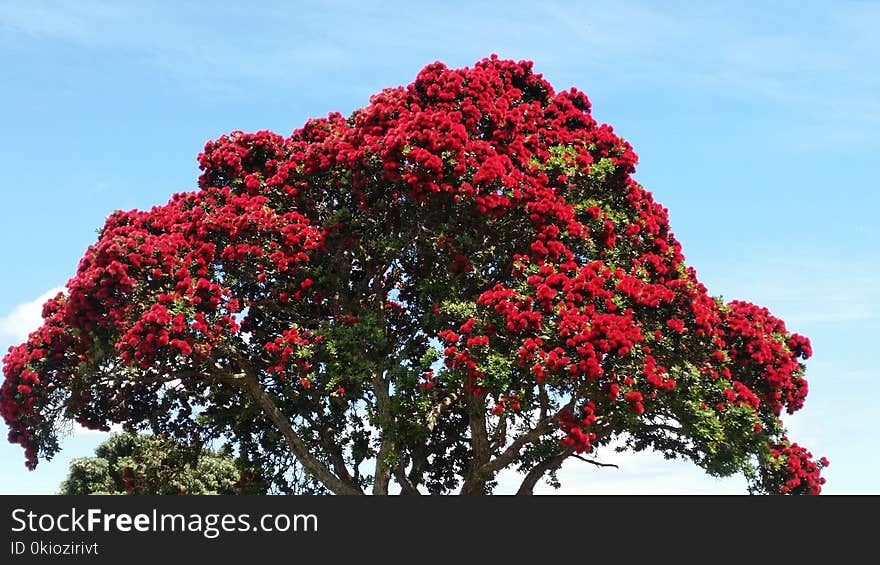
left=0, top=56, right=825, bottom=494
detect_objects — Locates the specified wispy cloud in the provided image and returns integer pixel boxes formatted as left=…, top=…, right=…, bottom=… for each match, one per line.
left=0, top=1, right=359, bottom=92
left=3, top=0, right=877, bottom=149
left=0, top=1, right=92, bottom=42
left=541, top=1, right=880, bottom=151
left=0, top=287, right=65, bottom=345
left=699, top=258, right=879, bottom=328
left=0, top=287, right=124, bottom=439
left=496, top=442, right=748, bottom=495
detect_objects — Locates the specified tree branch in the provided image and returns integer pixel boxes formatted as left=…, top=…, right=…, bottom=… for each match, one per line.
left=407, top=435, right=462, bottom=490
left=460, top=400, right=574, bottom=494
left=516, top=447, right=574, bottom=495
left=491, top=413, right=508, bottom=451
left=318, top=426, right=359, bottom=490
left=371, top=372, right=394, bottom=495
left=394, top=463, right=422, bottom=495
left=407, top=446, right=427, bottom=490
left=642, top=422, right=682, bottom=435
left=538, top=381, right=549, bottom=421
left=571, top=454, right=619, bottom=469
left=227, top=353, right=363, bottom=495
left=460, top=390, right=491, bottom=495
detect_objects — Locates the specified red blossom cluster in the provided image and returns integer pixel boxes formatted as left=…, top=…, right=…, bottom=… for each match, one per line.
left=2, top=185, right=324, bottom=468
left=765, top=439, right=829, bottom=495
left=559, top=403, right=598, bottom=453
left=1, top=56, right=825, bottom=493
left=715, top=301, right=811, bottom=415
left=2, top=295, right=71, bottom=467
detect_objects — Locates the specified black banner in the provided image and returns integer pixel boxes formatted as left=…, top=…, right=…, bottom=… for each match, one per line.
left=1, top=495, right=873, bottom=561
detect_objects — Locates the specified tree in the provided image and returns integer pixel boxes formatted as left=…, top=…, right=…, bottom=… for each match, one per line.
left=1, top=56, right=827, bottom=495
left=59, top=432, right=249, bottom=495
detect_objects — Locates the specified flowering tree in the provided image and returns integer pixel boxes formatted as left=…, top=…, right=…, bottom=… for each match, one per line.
left=1, top=57, right=827, bottom=495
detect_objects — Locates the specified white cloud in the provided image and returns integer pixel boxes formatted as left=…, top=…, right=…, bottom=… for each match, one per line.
left=496, top=446, right=748, bottom=495
left=0, top=1, right=89, bottom=41
left=0, top=1, right=379, bottom=91
left=697, top=258, right=879, bottom=328
left=540, top=1, right=880, bottom=153
left=71, top=423, right=124, bottom=436
left=0, top=288, right=125, bottom=438
left=0, top=287, right=66, bottom=345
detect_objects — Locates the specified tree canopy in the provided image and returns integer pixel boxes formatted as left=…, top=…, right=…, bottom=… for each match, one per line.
left=1, top=56, right=827, bottom=494
left=59, top=432, right=248, bottom=495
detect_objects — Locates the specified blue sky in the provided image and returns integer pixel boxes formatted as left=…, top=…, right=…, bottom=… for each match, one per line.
left=1, top=0, right=877, bottom=494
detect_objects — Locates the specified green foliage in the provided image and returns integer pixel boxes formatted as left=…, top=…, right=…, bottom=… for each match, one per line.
left=59, top=433, right=253, bottom=495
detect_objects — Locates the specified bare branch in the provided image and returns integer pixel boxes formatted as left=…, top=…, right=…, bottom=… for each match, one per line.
left=572, top=454, right=619, bottom=469
left=643, top=422, right=682, bottom=435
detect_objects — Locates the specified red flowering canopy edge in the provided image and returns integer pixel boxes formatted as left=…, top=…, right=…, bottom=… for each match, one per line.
left=1, top=56, right=827, bottom=495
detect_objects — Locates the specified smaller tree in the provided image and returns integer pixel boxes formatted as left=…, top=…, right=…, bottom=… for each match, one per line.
left=59, top=432, right=252, bottom=495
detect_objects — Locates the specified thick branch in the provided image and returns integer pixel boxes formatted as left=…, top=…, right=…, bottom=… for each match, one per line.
left=481, top=401, right=573, bottom=477
left=460, top=401, right=574, bottom=494
left=516, top=448, right=574, bottom=495
left=372, top=372, right=394, bottom=495
left=491, top=413, right=508, bottom=451
left=460, top=391, right=491, bottom=495
left=318, top=427, right=359, bottom=489
left=407, top=435, right=461, bottom=489
left=232, top=361, right=363, bottom=495
left=538, top=381, right=549, bottom=421
left=407, top=447, right=427, bottom=490
left=394, top=463, right=422, bottom=495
